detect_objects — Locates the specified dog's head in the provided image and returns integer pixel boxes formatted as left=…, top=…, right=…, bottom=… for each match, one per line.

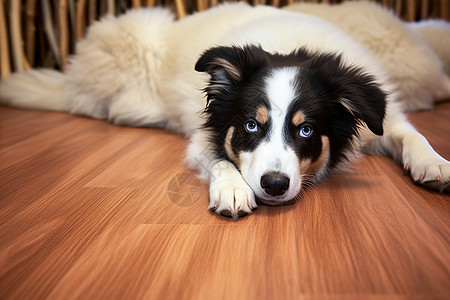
left=195, top=45, right=386, bottom=205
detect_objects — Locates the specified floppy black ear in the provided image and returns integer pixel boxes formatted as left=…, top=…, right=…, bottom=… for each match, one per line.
left=310, top=53, right=387, bottom=136
left=195, top=45, right=269, bottom=101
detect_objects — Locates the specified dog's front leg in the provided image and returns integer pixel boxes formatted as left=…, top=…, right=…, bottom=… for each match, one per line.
left=365, top=112, right=450, bottom=192
left=186, top=131, right=257, bottom=219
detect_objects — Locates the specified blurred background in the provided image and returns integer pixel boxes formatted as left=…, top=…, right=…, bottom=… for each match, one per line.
left=0, top=0, right=448, bottom=77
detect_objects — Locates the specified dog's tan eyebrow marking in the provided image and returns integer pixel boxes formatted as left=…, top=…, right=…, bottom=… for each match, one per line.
left=213, top=58, right=241, bottom=81
left=292, top=111, right=305, bottom=126
left=256, top=107, right=268, bottom=125
left=225, top=126, right=240, bottom=167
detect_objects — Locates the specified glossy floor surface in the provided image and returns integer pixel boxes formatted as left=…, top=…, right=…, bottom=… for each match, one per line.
left=0, top=104, right=449, bottom=299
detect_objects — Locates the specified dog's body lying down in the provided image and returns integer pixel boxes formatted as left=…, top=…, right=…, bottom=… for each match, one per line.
left=409, top=19, right=450, bottom=76
left=284, top=1, right=450, bottom=111
left=0, top=3, right=449, bottom=219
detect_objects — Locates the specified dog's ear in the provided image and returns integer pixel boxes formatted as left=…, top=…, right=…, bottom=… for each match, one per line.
left=310, top=53, right=387, bottom=136
left=195, top=45, right=269, bottom=100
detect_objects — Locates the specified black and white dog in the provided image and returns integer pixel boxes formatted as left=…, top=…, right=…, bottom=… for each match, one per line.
left=1, top=3, right=449, bottom=219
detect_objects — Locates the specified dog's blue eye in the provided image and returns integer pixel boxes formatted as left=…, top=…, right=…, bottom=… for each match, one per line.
left=245, top=120, right=258, bottom=133
left=299, top=125, right=313, bottom=138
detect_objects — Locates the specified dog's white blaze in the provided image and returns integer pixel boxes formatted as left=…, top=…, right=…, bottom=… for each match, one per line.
left=240, top=67, right=301, bottom=202
left=266, top=67, right=298, bottom=117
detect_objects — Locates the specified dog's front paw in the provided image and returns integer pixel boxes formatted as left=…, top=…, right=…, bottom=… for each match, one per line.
left=403, top=135, right=450, bottom=193
left=404, top=159, right=450, bottom=193
left=209, top=176, right=257, bottom=220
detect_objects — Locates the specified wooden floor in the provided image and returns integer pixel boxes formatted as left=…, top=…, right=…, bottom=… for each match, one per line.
left=0, top=103, right=449, bottom=300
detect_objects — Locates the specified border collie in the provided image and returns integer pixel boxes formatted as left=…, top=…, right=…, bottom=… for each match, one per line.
left=0, top=3, right=449, bottom=219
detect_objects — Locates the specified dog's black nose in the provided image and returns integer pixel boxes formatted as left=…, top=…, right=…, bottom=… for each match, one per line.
left=261, top=172, right=290, bottom=197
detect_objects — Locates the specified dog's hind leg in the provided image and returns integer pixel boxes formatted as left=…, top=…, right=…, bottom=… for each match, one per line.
left=363, top=108, right=450, bottom=193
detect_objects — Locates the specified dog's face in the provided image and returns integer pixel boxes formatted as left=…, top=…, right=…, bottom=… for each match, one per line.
left=196, top=45, right=386, bottom=205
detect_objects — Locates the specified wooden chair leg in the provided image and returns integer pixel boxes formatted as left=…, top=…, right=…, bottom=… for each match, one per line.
left=406, top=0, right=416, bottom=21
left=106, top=0, right=115, bottom=15
left=42, top=0, right=61, bottom=66
left=25, top=0, right=37, bottom=67
left=10, top=0, right=30, bottom=72
left=132, top=0, right=141, bottom=9
left=145, top=0, right=156, bottom=7
left=59, top=0, right=69, bottom=71
left=175, top=0, right=186, bottom=19
left=76, top=0, right=87, bottom=41
left=197, top=0, right=207, bottom=12
left=394, top=0, right=403, bottom=20
left=88, top=0, right=96, bottom=25
left=210, top=0, right=218, bottom=8
left=441, top=0, right=448, bottom=20
left=420, top=0, right=429, bottom=20
left=286, top=0, right=295, bottom=6
left=0, top=0, right=10, bottom=77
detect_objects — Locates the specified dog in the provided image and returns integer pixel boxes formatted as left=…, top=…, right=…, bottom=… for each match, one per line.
left=408, top=19, right=450, bottom=76
left=284, top=1, right=450, bottom=111
left=0, top=3, right=449, bottom=219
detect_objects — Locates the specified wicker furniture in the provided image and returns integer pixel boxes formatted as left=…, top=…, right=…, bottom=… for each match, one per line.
left=0, top=0, right=448, bottom=77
